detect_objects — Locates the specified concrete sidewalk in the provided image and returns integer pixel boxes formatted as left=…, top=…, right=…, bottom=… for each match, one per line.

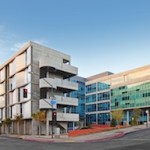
left=1, top=125, right=149, bottom=143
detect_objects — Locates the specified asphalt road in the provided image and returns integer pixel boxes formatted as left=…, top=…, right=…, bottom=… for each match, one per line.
left=0, top=128, right=150, bottom=150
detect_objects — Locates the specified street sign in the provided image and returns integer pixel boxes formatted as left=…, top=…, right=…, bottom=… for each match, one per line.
left=50, top=99, right=56, bottom=106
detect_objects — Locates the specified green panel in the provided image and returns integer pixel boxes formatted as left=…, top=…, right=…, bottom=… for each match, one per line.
left=111, top=82, right=150, bottom=110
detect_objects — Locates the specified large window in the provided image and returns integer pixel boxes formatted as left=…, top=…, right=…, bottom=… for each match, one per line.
left=98, top=113, right=110, bottom=124
left=97, top=91, right=110, bottom=101
left=86, top=114, right=96, bottom=125
left=86, top=104, right=96, bottom=112
left=97, top=82, right=110, bottom=91
left=86, top=94, right=96, bottom=103
left=86, top=83, right=96, bottom=94
left=98, top=102, right=110, bottom=111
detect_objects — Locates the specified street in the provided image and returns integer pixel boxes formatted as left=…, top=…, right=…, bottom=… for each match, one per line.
left=0, top=128, right=150, bottom=150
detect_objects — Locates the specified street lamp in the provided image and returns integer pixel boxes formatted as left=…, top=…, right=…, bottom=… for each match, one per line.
left=28, top=71, right=56, bottom=138
left=146, top=110, right=149, bottom=127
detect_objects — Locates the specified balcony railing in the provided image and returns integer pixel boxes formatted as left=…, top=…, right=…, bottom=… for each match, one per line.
left=55, top=95, right=78, bottom=106
left=57, top=112, right=79, bottom=122
left=39, top=59, right=78, bottom=75
left=39, top=78, right=78, bottom=90
left=39, top=99, right=57, bottom=109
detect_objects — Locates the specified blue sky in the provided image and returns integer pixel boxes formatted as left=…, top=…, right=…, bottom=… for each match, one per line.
left=0, top=0, right=150, bottom=77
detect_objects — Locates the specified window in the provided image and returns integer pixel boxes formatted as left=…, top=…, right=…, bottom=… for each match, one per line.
left=86, top=83, right=96, bottom=94
left=122, top=96, right=129, bottom=100
left=98, top=113, right=110, bottom=124
left=97, top=82, right=110, bottom=91
left=10, top=106, right=12, bottom=118
left=98, top=102, right=110, bottom=111
left=20, top=104, right=23, bottom=115
left=97, top=91, right=110, bottom=101
left=18, top=88, right=20, bottom=102
left=86, top=104, right=96, bottom=112
left=86, top=94, right=96, bottom=103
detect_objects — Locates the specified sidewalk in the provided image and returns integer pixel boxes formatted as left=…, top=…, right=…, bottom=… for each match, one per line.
left=1, top=125, right=149, bottom=143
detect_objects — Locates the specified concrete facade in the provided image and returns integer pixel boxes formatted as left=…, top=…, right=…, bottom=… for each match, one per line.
left=0, top=41, right=79, bottom=135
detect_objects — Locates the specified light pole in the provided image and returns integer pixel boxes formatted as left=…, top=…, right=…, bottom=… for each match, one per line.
left=146, top=110, right=149, bottom=127
left=28, top=71, right=56, bottom=138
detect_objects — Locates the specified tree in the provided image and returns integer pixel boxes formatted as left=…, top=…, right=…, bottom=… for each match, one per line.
left=32, top=111, right=46, bottom=136
left=131, top=108, right=141, bottom=126
left=14, top=114, right=23, bottom=135
left=111, top=110, right=123, bottom=126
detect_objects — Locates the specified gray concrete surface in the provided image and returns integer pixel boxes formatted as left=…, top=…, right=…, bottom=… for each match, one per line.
left=1, top=124, right=149, bottom=143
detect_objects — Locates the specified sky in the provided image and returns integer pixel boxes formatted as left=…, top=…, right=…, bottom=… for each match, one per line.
left=0, top=0, right=150, bottom=77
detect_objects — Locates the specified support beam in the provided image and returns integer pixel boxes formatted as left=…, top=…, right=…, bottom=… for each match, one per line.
left=46, top=110, right=50, bottom=136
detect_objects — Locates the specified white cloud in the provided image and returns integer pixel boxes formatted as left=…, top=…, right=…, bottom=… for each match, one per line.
left=10, top=42, right=26, bottom=52
left=0, top=25, right=25, bottom=64
left=0, top=25, right=50, bottom=65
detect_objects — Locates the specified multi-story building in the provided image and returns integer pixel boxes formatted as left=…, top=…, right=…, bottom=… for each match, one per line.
left=85, top=72, right=113, bottom=125
left=67, top=76, right=85, bottom=130
left=85, top=65, right=150, bottom=126
left=1, top=41, right=150, bottom=135
left=0, top=41, right=79, bottom=135
left=110, top=65, right=150, bottom=125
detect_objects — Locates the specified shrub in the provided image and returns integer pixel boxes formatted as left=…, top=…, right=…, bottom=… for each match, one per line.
left=110, top=118, right=117, bottom=127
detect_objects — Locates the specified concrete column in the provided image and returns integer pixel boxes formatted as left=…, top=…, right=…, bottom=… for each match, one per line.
left=11, top=122, right=14, bottom=134
left=126, top=111, right=129, bottom=126
left=96, top=113, right=98, bottom=124
left=24, top=120, right=26, bottom=135
left=73, top=122, right=75, bottom=130
left=46, top=110, right=50, bottom=136
left=31, top=119, right=37, bottom=135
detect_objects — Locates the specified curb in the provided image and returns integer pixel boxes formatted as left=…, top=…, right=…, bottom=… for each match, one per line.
left=23, top=137, right=55, bottom=143
left=1, top=126, right=148, bottom=143
left=21, top=132, right=125, bottom=143
left=0, top=135, right=22, bottom=139
left=84, top=132, right=125, bottom=143
left=123, top=127, right=150, bottom=136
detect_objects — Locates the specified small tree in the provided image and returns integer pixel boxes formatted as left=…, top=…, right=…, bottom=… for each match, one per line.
left=32, top=111, right=46, bottom=136
left=131, top=108, right=141, bottom=126
left=110, top=118, right=117, bottom=127
left=111, top=110, right=123, bottom=125
left=14, top=114, right=23, bottom=135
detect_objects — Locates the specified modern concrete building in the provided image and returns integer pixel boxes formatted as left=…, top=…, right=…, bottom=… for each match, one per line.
left=0, top=41, right=79, bottom=135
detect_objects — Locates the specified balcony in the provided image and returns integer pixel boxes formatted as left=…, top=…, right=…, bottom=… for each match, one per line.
left=56, top=112, right=79, bottom=122
left=39, top=99, right=57, bottom=109
left=39, top=59, right=78, bottom=78
left=39, top=96, right=78, bottom=109
left=39, top=78, right=78, bottom=91
left=55, top=95, right=78, bottom=106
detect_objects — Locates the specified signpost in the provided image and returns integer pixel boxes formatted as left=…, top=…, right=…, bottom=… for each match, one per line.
left=50, top=99, right=56, bottom=109
left=50, top=98, right=56, bottom=138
